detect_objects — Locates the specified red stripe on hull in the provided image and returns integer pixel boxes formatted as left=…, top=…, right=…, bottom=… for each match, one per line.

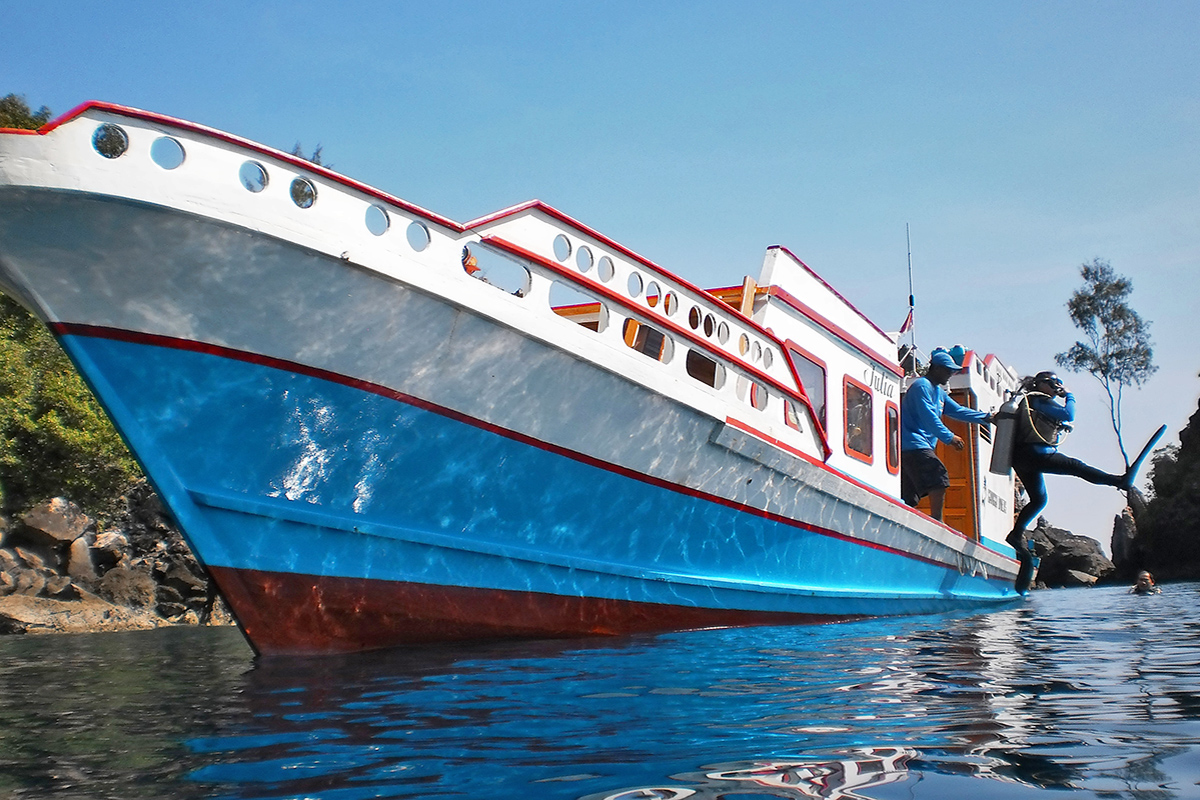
left=208, top=566, right=853, bottom=656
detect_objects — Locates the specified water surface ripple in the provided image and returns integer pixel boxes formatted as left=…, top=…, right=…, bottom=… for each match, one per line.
left=2, top=583, right=1198, bottom=799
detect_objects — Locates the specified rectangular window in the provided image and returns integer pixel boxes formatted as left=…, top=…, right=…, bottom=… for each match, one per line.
left=844, top=377, right=873, bottom=463
left=885, top=401, right=900, bottom=474
left=623, top=318, right=668, bottom=361
left=786, top=345, right=826, bottom=430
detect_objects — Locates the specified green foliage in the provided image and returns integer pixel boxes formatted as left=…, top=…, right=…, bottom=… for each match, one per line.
left=1138, top=388, right=1200, bottom=577
left=1054, top=258, right=1156, bottom=466
left=0, top=94, right=52, bottom=130
left=0, top=295, right=141, bottom=517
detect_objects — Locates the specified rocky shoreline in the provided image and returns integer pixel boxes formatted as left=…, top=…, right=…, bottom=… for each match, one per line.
left=0, top=486, right=233, bottom=636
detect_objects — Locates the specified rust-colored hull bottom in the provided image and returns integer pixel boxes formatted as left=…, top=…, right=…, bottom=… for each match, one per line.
left=208, top=566, right=850, bottom=656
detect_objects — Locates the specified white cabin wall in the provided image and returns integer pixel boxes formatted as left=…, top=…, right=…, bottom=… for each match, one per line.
left=754, top=248, right=903, bottom=498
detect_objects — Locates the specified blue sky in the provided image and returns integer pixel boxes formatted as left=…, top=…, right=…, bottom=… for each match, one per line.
left=5, top=1, right=1198, bottom=550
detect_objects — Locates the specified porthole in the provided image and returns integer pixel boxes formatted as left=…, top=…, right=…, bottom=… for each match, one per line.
left=92, top=124, right=128, bottom=159
left=597, top=255, right=615, bottom=282
left=290, top=177, right=317, bottom=208
left=738, top=333, right=750, bottom=356
left=717, top=321, right=729, bottom=344
left=239, top=161, right=269, bottom=193
left=576, top=245, right=594, bottom=272
left=664, top=292, right=679, bottom=316
left=703, top=314, right=715, bottom=337
left=627, top=272, right=643, bottom=298
left=752, top=341, right=762, bottom=362
left=365, top=205, right=390, bottom=236
left=688, top=306, right=702, bottom=330
left=150, top=136, right=185, bottom=169
left=553, top=234, right=572, bottom=262
left=645, top=281, right=661, bottom=308
left=406, top=221, right=430, bottom=251
left=763, top=348, right=774, bottom=369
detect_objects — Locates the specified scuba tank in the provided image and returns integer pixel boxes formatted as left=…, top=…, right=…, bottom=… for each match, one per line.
left=988, top=392, right=1023, bottom=475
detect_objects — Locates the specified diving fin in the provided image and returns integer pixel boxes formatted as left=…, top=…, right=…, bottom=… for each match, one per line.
left=1123, top=424, right=1167, bottom=491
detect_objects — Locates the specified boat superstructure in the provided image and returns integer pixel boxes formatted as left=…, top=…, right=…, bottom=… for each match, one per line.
left=0, top=103, right=1019, bottom=654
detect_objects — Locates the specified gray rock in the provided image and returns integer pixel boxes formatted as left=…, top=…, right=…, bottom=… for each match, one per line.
left=13, top=546, right=50, bottom=573
left=67, top=536, right=98, bottom=586
left=44, top=575, right=80, bottom=600
left=12, top=569, right=46, bottom=597
left=96, top=566, right=156, bottom=608
left=1031, top=520, right=1115, bottom=588
left=0, top=548, right=18, bottom=573
left=14, top=497, right=93, bottom=549
left=90, top=531, right=129, bottom=574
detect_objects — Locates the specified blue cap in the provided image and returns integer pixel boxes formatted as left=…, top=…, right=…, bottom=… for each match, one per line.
left=930, top=350, right=964, bottom=371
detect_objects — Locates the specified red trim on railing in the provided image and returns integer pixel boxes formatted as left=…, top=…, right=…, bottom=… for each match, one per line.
left=483, top=234, right=833, bottom=461
left=767, top=284, right=903, bottom=378
left=767, top=245, right=899, bottom=346
left=20, top=100, right=465, bottom=232
left=49, top=321, right=1011, bottom=570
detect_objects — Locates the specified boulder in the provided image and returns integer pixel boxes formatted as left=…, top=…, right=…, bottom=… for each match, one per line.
left=66, top=536, right=98, bottom=586
left=1031, top=519, right=1115, bottom=588
left=90, top=531, right=129, bottom=574
left=12, top=497, right=93, bottom=549
left=96, top=566, right=156, bottom=608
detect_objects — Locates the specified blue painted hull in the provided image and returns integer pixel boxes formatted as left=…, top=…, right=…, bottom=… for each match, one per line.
left=54, top=328, right=1016, bottom=652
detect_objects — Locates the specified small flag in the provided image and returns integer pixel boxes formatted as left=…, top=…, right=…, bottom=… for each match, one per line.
left=898, top=308, right=914, bottom=334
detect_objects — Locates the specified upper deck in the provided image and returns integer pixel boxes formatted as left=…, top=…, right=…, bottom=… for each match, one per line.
left=1, top=102, right=915, bottom=504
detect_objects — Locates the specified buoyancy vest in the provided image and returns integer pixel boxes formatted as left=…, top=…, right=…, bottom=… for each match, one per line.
left=1015, top=392, right=1072, bottom=447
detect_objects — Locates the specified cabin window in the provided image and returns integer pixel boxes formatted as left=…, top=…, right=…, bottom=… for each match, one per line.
left=844, top=377, right=873, bottom=463
left=784, top=399, right=805, bottom=432
left=461, top=244, right=531, bottom=297
left=550, top=281, right=607, bottom=332
left=750, top=382, right=768, bottom=411
left=686, top=349, right=725, bottom=388
left=885, top=401, right=900, bottom=474
left=627, top=272, right=643, bottom=298
left=623, top=318, right=671, bottom=362
left=688, top=307, right=702, bottom=329
left=786, top=346, right=827, bottom=430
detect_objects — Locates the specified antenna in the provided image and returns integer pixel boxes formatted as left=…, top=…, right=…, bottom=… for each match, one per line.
left=906, top=223, right=915, bottom=351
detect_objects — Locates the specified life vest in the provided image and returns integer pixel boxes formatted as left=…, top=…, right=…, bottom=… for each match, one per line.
left=1015, top=392, right=1071, bottom=447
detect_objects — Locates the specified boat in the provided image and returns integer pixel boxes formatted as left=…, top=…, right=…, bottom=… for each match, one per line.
left=0, top=102, right=1021, bottom=655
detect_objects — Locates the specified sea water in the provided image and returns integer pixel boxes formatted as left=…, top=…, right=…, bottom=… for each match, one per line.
left=1, top=583, right=1198, bottom=799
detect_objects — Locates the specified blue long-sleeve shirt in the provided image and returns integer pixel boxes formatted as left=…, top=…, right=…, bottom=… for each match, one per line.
left=1024, top=392, right=1075, bottom=454
left=900, top=377, right=991, bottom=451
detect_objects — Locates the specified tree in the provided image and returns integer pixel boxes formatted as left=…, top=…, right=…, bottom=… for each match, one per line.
left=1054, top=258, right=1156, bottom=467
left=0, top=95, right=142, bottom=515
left=0, top=93, right=51, bottom=130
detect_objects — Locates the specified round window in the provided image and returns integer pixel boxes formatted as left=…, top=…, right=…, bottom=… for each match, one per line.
left=92, top=124, right=128, bottom=159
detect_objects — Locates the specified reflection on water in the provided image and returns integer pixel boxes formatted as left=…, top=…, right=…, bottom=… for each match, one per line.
left=2, top=584, right=1200, bottom=798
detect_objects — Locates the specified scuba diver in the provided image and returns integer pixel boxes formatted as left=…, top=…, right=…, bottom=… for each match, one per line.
left=1005, top=371, right=1131, bottom=593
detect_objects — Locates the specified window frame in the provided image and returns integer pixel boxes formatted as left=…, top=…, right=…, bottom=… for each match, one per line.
left=843, top=375, right=875, bottom=465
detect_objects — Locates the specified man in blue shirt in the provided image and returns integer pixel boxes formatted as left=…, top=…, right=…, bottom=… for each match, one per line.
left=900, top=350, right=993, bottom=521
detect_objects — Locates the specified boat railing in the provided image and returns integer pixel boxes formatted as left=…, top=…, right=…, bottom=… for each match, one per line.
left=3, top=104, right=829, bottom=462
